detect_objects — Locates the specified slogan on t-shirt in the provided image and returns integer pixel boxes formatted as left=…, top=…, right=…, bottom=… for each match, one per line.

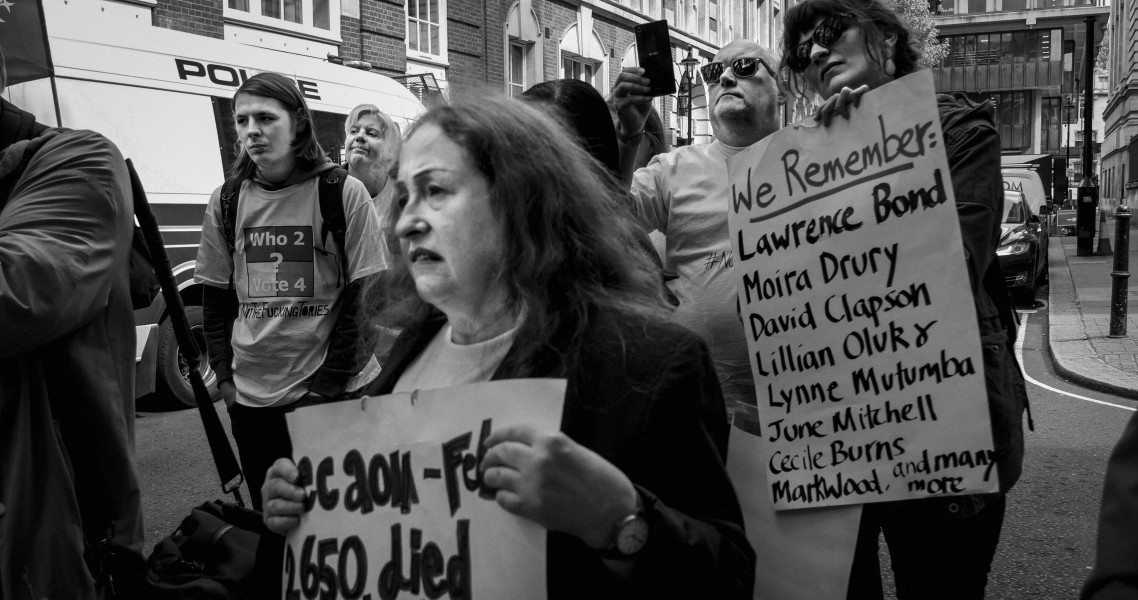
left=245, top=225, right=315, bottom=298
left=284, top=379, right=566, bottom=599
left=726, top=71, right=997, bottom=510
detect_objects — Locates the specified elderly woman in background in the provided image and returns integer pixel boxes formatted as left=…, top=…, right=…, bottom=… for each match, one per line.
left=343, top=103, right=401, bottom=214
left=780, top=0, right=1028, bottom=598
left=262, top=94, right=754, bottom=599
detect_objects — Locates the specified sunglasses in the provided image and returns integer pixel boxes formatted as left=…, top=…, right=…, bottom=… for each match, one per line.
left=787, top=13, right=856, bottom=72
left=700, top=57, right=776, bottom=84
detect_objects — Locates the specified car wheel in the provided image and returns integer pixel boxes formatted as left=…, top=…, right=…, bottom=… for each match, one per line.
left=155, top=306, right=216, bottom=408
left=1014, top=268, right=1037, bottom=305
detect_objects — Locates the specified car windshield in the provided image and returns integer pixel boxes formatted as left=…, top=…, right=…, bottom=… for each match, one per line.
left=1002, top=201, right=1028, bottom=224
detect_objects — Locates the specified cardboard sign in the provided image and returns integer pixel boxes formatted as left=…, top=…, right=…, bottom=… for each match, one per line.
left=284, top=379, right=567, bottom=599
left=727, top=71, right=998, bottom=510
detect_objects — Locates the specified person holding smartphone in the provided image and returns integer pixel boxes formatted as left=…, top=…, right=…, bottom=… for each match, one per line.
left=611, top=40, right=784, bottom=422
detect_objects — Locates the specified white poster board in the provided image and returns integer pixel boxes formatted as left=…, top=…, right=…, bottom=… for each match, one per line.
left=284, top=379, right=567, bottom=599
left=727, top=71, right=998, bottom=511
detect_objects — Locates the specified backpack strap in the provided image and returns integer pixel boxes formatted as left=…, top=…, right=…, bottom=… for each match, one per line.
left=219, top=176, right=244, bottom=256
left=318, top=166, right=349, bottom=280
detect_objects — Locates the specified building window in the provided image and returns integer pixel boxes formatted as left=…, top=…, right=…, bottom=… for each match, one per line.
left=505, top=3, right=541, bottom=97
left=408, top=0, right=446, bottom=60
left=1042, top=96, right=1062, bottom=154
left=225, top=0, right=336, bottom=35
left=979, top=91, right=1030, bottom=151
left=559, top=24, right=608, bottom=92
left=939, top=28, right=1063, bottom=67
left=562, top=56, right=604, bottom=88
left=508, top=41, right=527, bottom=97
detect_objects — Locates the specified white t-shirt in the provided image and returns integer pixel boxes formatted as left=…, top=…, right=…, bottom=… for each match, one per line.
left=630, top=140, right=756, bottom=410
left=393, top=324, right=517, bottom=393
left=195, top=174, right=390, bottom=407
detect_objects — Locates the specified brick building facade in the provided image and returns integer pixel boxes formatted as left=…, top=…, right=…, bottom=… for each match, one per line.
left=147, top=0, right=786, bottom=145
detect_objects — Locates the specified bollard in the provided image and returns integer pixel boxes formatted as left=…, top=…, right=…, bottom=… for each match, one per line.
left=1109, top=206, right=1131, bottom=337
left=1098, top=208, right=1113, bottom=255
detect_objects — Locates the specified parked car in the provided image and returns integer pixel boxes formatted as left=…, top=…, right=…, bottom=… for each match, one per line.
left=996, top=190, right=1050, bottom=302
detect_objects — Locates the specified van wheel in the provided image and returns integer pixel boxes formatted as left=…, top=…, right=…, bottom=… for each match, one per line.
left=156, top=306, right=216, bottom=408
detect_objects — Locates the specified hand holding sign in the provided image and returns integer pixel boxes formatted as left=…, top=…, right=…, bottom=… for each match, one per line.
left=813, top=84, right=870, bottom=126
left=262, top=457, right=307, bottom=535
left=482, top=424, right=639, bottom=550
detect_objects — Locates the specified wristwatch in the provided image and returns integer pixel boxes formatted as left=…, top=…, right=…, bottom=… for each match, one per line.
left=595, top=500, right=649, bottom=560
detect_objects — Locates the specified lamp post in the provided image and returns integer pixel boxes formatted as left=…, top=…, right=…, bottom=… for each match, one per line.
left=680, top=47, right=700, bottom=146
left=677, top=72, right=691, bottom=147
left=1065, top=92, right=1075, bottom=207
left=1076, top=15, right=1098, bottom=256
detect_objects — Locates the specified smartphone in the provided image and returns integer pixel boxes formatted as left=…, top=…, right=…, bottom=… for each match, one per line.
left=635, top=20, right=677, bottom=97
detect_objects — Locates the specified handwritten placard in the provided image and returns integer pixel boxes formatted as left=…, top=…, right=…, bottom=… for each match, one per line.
left=284, top=379, right=567, bottom=599
left=726, top=71, right=998, bottom=510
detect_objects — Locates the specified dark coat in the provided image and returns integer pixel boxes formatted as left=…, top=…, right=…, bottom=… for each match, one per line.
left=938, top=92, right=1029, bottom=492
left=0, top=99, right=144, bottom=599
left=366, top=306, right=756, bottom=599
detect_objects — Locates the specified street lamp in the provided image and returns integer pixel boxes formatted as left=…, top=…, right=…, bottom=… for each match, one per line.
left=680, top=47, right=700, bottom=146
left=1064, top=92, right=1076, bottom=207
left=677, top=71, right=691, bottom=147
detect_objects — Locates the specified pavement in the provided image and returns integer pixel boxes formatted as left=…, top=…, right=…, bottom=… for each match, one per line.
left=1046, top=211, right=1138, bottom=399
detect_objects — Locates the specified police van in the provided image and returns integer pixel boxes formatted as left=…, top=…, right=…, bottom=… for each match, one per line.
left=5, top=0, right=427, bottom=406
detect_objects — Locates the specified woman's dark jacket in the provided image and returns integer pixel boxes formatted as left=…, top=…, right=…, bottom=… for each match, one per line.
left=939, top=92, right=1029, bottom=492
left=366, top=306, right=756, bottom=599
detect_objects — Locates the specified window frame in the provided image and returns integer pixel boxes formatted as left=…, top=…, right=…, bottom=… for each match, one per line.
left=406, top=0, right=449, bottom=64
left=504, top=2, right=542, bottom=97
left=224, top=0, right=341, bottom=42
left=508, top=40, right=528, bottom=97
left=558, top=24, right=608, bottom=93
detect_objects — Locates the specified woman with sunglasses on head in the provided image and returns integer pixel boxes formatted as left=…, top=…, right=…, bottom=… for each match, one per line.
left=780, top=1, right=1026, bottom=599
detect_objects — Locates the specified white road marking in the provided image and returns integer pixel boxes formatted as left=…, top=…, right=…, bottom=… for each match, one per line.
left=1015, top=316, right=1136, bottom=412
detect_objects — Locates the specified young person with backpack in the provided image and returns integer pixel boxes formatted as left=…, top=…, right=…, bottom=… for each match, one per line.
left=195, top=72, right=391, bottom=510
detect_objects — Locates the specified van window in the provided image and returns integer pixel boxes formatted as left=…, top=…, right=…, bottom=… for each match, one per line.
left=212, top=97, right=350, bottom=175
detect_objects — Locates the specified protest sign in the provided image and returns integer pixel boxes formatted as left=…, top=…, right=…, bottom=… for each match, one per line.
left=285, top=379, right=566, bottom=599
left=727, top=71, right=998, bottom=510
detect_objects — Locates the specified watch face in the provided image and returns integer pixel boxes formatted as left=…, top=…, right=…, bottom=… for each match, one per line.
left=616, top=515, right=649, bottom=555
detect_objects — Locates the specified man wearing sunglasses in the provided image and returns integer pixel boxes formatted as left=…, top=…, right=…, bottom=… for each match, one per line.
left=610, top=40, right=783, bottom=421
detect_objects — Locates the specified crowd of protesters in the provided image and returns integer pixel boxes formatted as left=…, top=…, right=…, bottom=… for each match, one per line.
left=5, top=0, right=1138, bottom=597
